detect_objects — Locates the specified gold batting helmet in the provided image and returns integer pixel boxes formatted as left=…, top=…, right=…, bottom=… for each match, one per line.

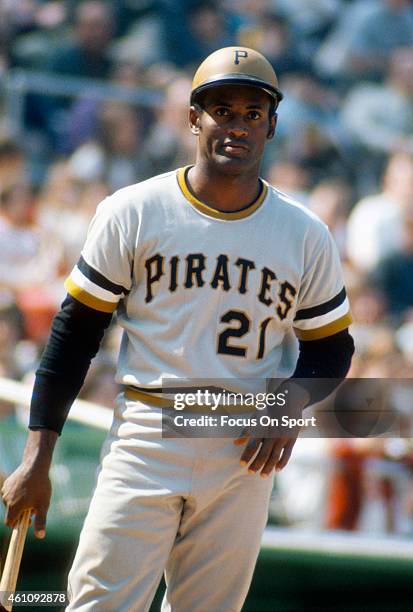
left=190, top=46, right=283, bottom=106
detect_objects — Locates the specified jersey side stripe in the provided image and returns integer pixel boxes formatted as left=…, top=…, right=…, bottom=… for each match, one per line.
left=65, top=277, right=118, bottom=313
left=294, top=312, right=353, bottom=341
left=293, top=298, right=350, bottom=331
left=294, top=287, right=346, bottom=321
left=71, top=266, right=120, bottom=303
left=78, top=255, right=129, bottom=295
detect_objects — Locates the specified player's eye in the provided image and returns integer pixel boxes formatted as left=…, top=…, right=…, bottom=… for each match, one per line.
left=215, top=107, right=230, bottom=117
left=248, top=110, right=262, bottom=120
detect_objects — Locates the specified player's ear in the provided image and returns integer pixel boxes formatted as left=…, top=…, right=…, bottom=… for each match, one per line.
left=189, top=105, right=202, bottom=135
left=267, top=113, right=277, bottom=140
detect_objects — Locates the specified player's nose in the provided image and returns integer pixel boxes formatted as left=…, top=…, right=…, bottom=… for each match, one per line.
left=227, top=123, right=248, bottom=138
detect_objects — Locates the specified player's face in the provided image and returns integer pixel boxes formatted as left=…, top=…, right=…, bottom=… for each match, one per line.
left=189, top=84, right=276, bottom=176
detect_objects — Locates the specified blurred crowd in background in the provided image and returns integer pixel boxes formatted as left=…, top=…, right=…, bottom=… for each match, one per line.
left=2, top=0, right=413, bottom=536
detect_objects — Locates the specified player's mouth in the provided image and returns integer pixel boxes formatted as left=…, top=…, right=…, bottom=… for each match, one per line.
left=220, top=141, right=250, bottom=157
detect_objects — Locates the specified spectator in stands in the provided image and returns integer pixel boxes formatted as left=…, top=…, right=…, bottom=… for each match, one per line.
left=0, top=135, right=25, bottom=193
left=0, top=182, right=62, bottom=289
left=266, top=160, right=311, bottom=204
left=145, top=77, right=197, bottom=175
left=347, top=0, right=413, bottom=82
left=308, top=178, right=352, bottom=258
left=0, top=2, right=14, bottom=71
left=161, top=0, right=233, bottom=69
left=315, top=0, right=413, bottom=85
left=325, top=440, right=365, bottom=531
left=0, top=182, right=64, bottom=341
left=111, top=0, right=160, bottom=38
left=288, top=122, right=349, bottom=187
left=317, top=0, right=413, bottom=84
left=325, top=436, right=413, bottom=534
left=5, top=2, right=67, bottom=70
left=68, top=102, right=152, bottom=191
left=346, top=153, right=413, bottom=272
left=47, top=0, right=114, bottom=80
left=24, top=1, right=116, bottom=156
left=269, top=73, right=347, bottom=181
left=37, top=161, right=108, bottom=270
left=370, top=213, right=413, bottom=322
left=58, top=60, right=148, bottom=155
left=395, top=317, right=413, bottom=366
left=0, top=303, right=25, bottom=380
left=274, top=0, right=342, bottom=46
left=237, top=11, right=310, bottom=76
left=341, top=47, right=413, bottom=185
left=347, top=282, right=389, bottom=362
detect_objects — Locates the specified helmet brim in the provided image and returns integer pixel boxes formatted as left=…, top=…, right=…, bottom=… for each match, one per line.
left=190, top=73, right=284, bottom=106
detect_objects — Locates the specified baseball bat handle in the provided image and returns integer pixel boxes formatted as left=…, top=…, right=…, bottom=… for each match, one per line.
left=0, top=509, right=31, bottom=611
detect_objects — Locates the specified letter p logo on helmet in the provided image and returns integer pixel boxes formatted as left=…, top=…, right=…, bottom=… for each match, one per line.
left=234, top=49, right=248, bottom=65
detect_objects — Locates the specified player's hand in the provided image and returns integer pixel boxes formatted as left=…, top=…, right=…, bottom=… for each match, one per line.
left=234, top=418, right=299, bottom=476
left=1, top=429, right=57, bottom=539
left=1, top=463, right=51, bottom=539
left=234, top=381, right=310, bottom=476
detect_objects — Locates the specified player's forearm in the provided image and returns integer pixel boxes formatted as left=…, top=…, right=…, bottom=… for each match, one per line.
left=29, top=294, right=113, bottom=434
left=21, top=429, right=59, bottom=472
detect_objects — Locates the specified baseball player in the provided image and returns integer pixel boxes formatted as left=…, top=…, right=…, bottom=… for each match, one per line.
left=1, top=47, right=354, bottom=611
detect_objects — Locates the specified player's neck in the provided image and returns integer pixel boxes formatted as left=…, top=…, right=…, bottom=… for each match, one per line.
left=187, top=164, right=262, bottom=212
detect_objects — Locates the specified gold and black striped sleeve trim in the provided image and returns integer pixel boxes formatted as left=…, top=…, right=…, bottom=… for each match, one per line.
left=77, top=255, right=129, bottom=295
left=64, top=256, right=129, bottom=313
left=294, top=287, right=347, bottom=321
left=64, top=277, right=119, bottom=313
left=294, top=312, right=353, bottom=341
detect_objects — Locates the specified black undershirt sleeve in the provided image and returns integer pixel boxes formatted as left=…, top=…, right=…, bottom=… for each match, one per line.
left=29, top=295, right=113, bottom=435
left=291, top=328, right=355, bottom=405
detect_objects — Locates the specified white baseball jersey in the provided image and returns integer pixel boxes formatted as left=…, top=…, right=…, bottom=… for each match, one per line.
left=64, top=167, right=351, bottom=398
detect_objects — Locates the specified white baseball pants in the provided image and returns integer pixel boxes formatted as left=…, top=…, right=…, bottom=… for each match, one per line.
left=66, top=395, right=274, bottom=611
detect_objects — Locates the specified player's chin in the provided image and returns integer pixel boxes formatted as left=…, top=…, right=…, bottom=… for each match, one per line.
left=213, top=153, right=253, bottom=175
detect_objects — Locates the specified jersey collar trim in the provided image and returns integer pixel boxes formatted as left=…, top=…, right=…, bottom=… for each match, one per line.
left=176, top=166, right=268, bottom=220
